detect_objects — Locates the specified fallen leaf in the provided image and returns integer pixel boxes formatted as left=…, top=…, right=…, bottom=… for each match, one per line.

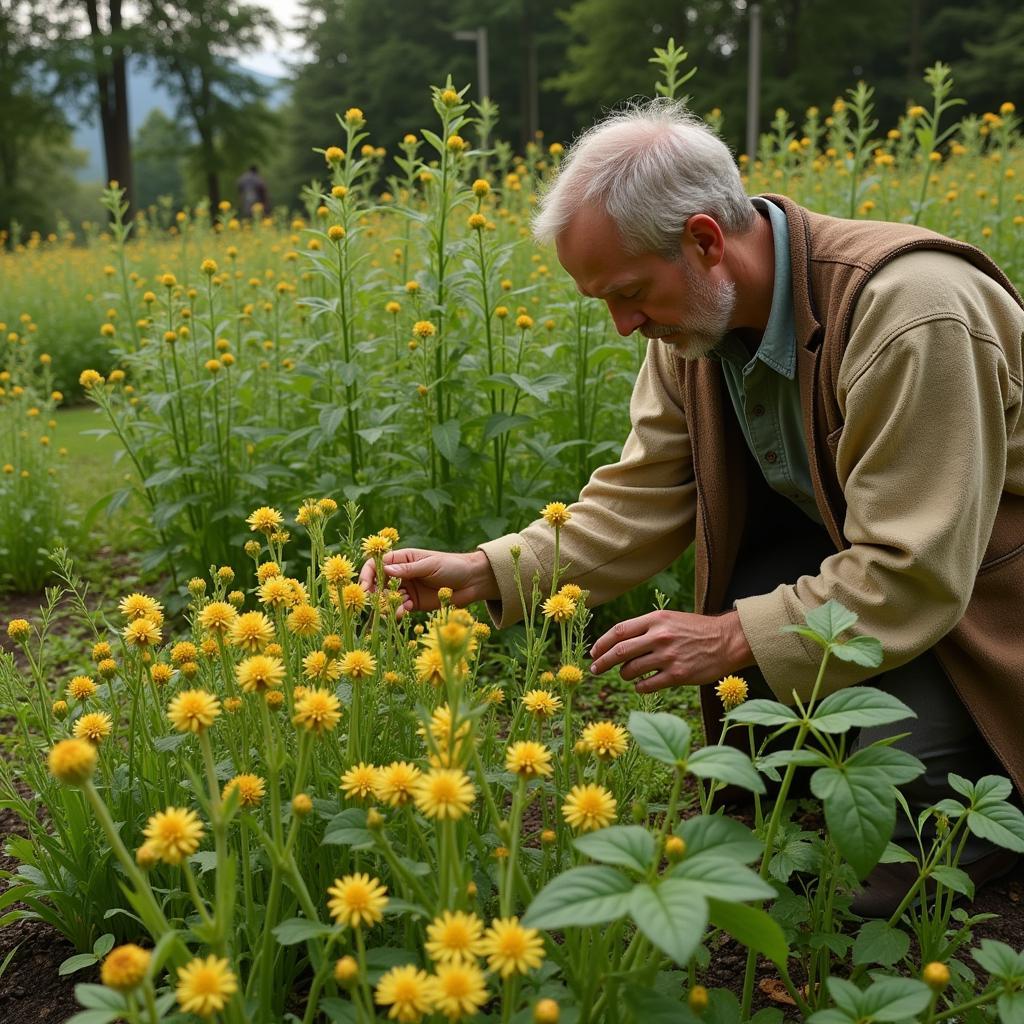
left=758, top=977, right=796, bottom=1006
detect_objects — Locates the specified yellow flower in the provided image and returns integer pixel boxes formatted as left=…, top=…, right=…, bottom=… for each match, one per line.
left=541, top=595, right=575, bottom=622
left=715, top=674, right=748, bottom=710
left=258, top=576, right=295, bottom=609
left=375, top=963, right=434, bottom=1022
left=425, top=910, right=485, bottom=964
left=67, top=675, right=97, bottom=701
left=47, top=738, right=98, bottom=785
left=222, top=774, right=266, bottom=807
left=446, top=134, right=467, bottom=152
left=287, top=603, right=321, bottom=637
left=235, top=654, right=285, bottom=693
left=79, top=369, right=105, bottom=389
left=472, top=178, right=490, bottom=196
left=73, top=712, right=113, bottom=744
left=91, top=640, right=112, bottom=661
left=303, top=650, right=342, bottom=682
left=198, top=601, right=237, bottom=634
left=341, top=762, right=381, bottom=801
left=522, top=689, right=561, bottom=717
left=344, top=107, right=364, bottom=125
left=171, top=641, right=198, bottom=665
left=562, top=784, right=616, bottom=832
left=200, top=258, right=218, bottom=276
left=327, top=224, right=345, bottom=242
left=581, top=721, right=629, bottom=760
left=556, top=664, right=583, bottom=687
left=534, top=998, right=560, bottom=1023
left=340, top=582, right=369, bottom=612
left=322, top=554, right=355, bottom=583
left=516, top=314, right=534, bottom=330
left=176, top=955, right=238, bottom=1018
left=144, top=807, right=204, bottom=864
left=325, top=145, right=345, bottom=164
left=101, top=944, right=151, bottom=991
left=246, top=506, right=283, bottom=533
left=540, top=501, right=571, bottom=526
left=923, top=962, right=950, bottom=990
left=688, top=985, right=709, bottom=1012
left=480, top=917, right=545, bottom=978
left=415, top=648, right=447, bottom=686
left=293, top=688, right=342, bottom=733
left=505, top=741, right=553, bottom=778
left=167, top=689, right=221, bottom=733
left=123, top=617, right=162, bottom=648
left=374, top=761, right=422, bottom=806
left=412, top=320, right=436, bottom=338
left=340, top=649, right=377, bottom=680
left=52, top=700, right=69, bottom=719
left=414, top=768, right=475, bottom=820
left=119, top=593, right=163, bottom=620
left=327, top=872, right=388, bottom=928
left=427, top=961, right=488, bottom=1020
left=292, top=792, right=313, bottom=817
left=558, top=583, right=583, bottom=601
left=362, top=533, right=393, bottom=557
left=230, top=611, right=275, bottom=652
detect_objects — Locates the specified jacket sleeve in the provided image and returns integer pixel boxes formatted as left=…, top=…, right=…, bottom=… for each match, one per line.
left=478, top=339, right=698, bottom=627
left=734, top=252, right=1024, bottom=703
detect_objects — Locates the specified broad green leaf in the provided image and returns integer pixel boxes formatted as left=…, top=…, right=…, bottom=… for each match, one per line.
left=432, top=419, right=462, bottom=462
left=724, top=700, right=799, bottom=728
left=73, top=985, right=127, bottom=1012
left=322, top=808, right=372, bottom=848
left=758, top=749, right=829, bottom=772
left=806, top=1012, right=854, bottom=1024
left=573, top=826, right=655, bottom=873
left=878, top=842, right=917, bottom=864
left=851, top=920, right=910, bottom=967
left=997, top=991, right=1024, bottom=1024
left=523, top=866, right=633, bottom=929
left=629, top=880, right=708, bottom=967
left=59, top=953, right=98, bottom=976
left=482, top=412, right=533, bottom=443
left=829, top=635, right=883, bottom=668
left=805, top=600, right=858, bottom=642
left=707, top=898, right=789, bottom=967
left=675, top=815, right=762, bottom=864
left=810, top=765, right=896, bottom=878
left=972, top=775, right=1015, bottom=804
left=320, top=997, right=358, bottom=1023
left=973, top=939, right=1024, bottom=981
left=844, top=745, right=925, bottom=786
left=64, top=1013, right=121, bottom=1024
left=810, top=688, right=914, bottom=733
left=670, top=854, right=776, bottom=902
left=621, top=985, right=700, bottom=1023
left=92, top=933, right=115, bottom=958
left=966, top=802, right=1024, bottom=853
left=687, top=745, right=765, bottom=794
left=931, top=865, right=974, bottom=898
left=858, top=976, right=933, bottom=1021
left=273, top=918, right=336, bottom=945
left=627, top=711, right=691, bottom=765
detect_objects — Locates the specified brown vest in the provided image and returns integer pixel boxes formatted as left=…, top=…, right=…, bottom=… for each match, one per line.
left=680, top=195, right=1024, bottom=795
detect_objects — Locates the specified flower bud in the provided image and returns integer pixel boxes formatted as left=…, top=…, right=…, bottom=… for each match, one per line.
left=533, top=999, right=560, bottom=1023
left=688, top=985, right=709, bottom=1013
left=923, top=962, right=950, bottom=990
left=292, top=793, right=313, bottom=818
left=334, top=955, right=359, bottom=985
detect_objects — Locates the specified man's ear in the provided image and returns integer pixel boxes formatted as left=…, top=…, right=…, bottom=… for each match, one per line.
left=684, top=214, right=725, bottom=266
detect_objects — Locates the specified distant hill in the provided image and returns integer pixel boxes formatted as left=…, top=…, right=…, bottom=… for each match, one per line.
left=71, top=57, right=287, bottom=182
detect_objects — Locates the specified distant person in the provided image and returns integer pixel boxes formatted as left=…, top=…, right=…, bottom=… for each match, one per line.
left=237, top=165, right=270, bottom=217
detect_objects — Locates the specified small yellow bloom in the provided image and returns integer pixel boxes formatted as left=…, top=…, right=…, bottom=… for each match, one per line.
left=581, top=721, right=629, bottom=760
left=325, top=145, right=345, bottom=163
left=556, top=664, right=583, bottom=686
left=292, top=793, right=313, bottom=817
left=143, top=807, right=204, bottom=864
left=562, top=783, right=616, bottom=832
left=235, top=654, right=285, bottom=693
left=375, top=963, right=434, bottom=1023
left=230, top=611, right=275, bottom=652
left=246, top=505, right=283, bottom=533
left=167, top=689, right=220, bottom=733
left=374, top=761, right=422, bottom=807
left=176, top=955, right=238, bottom=1018
left=327, top=872, right=388, bottom=929
left=715, top=674, right=749, bottom=710
left=293, top=688, right=342, bottom=733
left=123, top=617, right=162, bottom=648
left=6, top=618, right=30, bottom=641
left=428, top=961, right=488, bottom=1020
left=67, top=675, right=97, bottom=701
left=534, top=998, right=560, bottom=1023
left=48, top=738, right=98, bottom=785
left=74, top=711, right=113, bottom=744
left=223, top=773, right=266, bottom=807
left=341, top=762, right=382, bottom=801
left=540, top=501, right=571, bottom=527
left=522, top=689, right=561, bottom=716
left=481, top=917, right=545, bottom=978
left=688, top=985, right=709, bottom=1012
left=505, top=741, right=553, bottom=778
left=923, top=962, right=950, bottom=990
left=414, top=768, right=475, bottom=820
left=101, top=943, right=151, bottom=991
left=412, top=320, right=436, bottom=338
left=340, top=648, right=377, bottom=679
left=198, top=601, right=237, bottom=633
left=340, top=582, right=369, bottom=612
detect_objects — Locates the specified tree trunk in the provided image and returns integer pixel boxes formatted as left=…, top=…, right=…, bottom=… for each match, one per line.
left=85, top=0, right=134, bottom=211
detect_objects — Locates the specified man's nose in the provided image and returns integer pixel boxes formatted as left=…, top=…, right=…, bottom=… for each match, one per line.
left=608, top=305, right=645, bottom=337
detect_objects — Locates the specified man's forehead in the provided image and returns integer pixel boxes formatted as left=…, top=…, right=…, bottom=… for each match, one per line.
left=556, top=204, right=637, bottom=292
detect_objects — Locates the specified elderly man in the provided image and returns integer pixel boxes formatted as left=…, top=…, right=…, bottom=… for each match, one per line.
left=366, top=100, right=1024, bottom=913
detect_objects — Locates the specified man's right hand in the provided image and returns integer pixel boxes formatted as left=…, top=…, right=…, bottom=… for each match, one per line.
left=359, top=548, right=499, bottom=615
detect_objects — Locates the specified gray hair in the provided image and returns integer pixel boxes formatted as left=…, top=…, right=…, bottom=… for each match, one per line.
left=532, top=99, right=755, bottom=257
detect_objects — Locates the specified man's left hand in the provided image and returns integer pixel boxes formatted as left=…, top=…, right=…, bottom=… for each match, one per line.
left=589, top=609, right=755, bottom=694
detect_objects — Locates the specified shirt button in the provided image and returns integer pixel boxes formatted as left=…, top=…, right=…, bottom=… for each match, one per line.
left=764, top=450, right=778, bottom=464
left=752, top=404, right=766, bottom=417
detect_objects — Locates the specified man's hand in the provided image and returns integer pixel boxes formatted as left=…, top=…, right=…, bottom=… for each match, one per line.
left=589, top=609, right=754, bottom=694
left=359, top=548, right=499, bottom=616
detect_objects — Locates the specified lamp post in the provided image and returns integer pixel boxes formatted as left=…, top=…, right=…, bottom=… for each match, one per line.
left=453, top=27, right=490, bottom=102
left=745, top=2, right=762, bottom=162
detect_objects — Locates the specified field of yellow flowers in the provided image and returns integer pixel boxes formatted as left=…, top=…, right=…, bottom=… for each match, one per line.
left=1, top=54, right=1024, bottom=1023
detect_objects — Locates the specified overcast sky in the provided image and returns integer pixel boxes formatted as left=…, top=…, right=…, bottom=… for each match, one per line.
left=236, top=0, right=306, bottom=80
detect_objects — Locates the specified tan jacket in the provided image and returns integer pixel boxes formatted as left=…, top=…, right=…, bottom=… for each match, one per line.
left=480, top=198, right=1024, bottom=790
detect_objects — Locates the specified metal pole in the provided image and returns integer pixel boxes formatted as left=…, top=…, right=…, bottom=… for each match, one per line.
left=745, top=2, right=762, bottom=161
left=477, top=28, right=489, bottom=102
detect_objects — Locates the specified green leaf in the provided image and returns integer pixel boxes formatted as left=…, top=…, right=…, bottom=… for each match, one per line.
left=707, top=898, right=789, bottom=967
left=482, top=412, right=532, bottom=443
left=805, top=600, right=858, bottom=642
left=322, top=808, right=373, bottom=848
left=675, top=816, right=762, bottom=864
left=64, top=1013, right=121, bottom=1024
left=523, top=866, right=633, bottom=929
left=966, top=802, right=1024, bottom=853
left=858, top=977, right=933, bottom=1021
left=810, top=765, right=896, bottom=878
left=59, top=953, right=99, bottom=976
left=629, top=879, right=708, bottom=966
left=627, top=711, right=691, bottom=765
left=852, top=920, right=910, bottom=967
left=931, top=865, right=974, bottom=899
left=432, top=419, right=462, bottom=462
left=973, top=939, right=1024, bottom=981
left=724, top=700, right=799, bottom=727
left=997, top=991, right=1024, bottom=1024
left=153, top=732, right=188, bottom=753
left=810, top=688, right=914, bottom=733
left=320, top=996, right=359, bottom=1023
left=844, top=745, right=925, bottom=785
left=621, top=985, right=700, bottom=1023
left=806, top=1011, right=854, bottom=1024
left=573, top=826, right=655, bottom=873
left=273, top=918, right=336, bottom=945
left=830, top=635, right=883, bottom=668
left=92, top=933, right=115, bottom=958
left=73, top=984, right=127, bottom=1012
left=671, top=854, right=776, bottom=902
left=879, top=842, right=917, bottom=864
left=687, top=745, right=765, bottom=794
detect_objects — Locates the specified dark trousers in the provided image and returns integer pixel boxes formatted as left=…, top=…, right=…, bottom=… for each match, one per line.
left=723, top=452, right=1001, bottom=860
